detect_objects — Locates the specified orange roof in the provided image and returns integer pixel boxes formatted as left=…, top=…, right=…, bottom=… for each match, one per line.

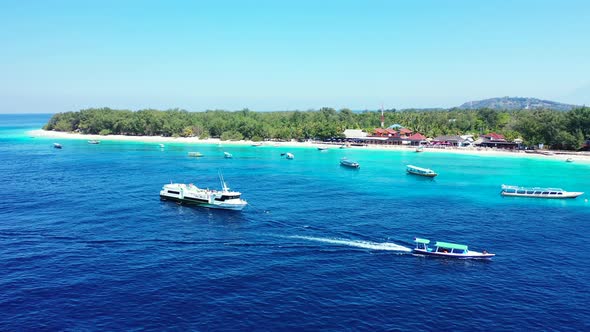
left=407, top=133, right=426, bottom=140
left=399, top=128, right=412, bottom=134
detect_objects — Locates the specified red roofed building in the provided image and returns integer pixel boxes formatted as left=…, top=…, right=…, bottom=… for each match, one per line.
left=483, top=132, right=505, bottom=141
left=373, top=128, right=387, bottom=136
left=399, top=128, right=413, bottom=136
left=407, top=133, right=426, bottom=141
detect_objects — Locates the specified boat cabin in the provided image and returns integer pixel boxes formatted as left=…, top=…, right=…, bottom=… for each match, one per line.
left=414, top=238, right=432, bottom=251
left=434, top=241, right=468, bottom=254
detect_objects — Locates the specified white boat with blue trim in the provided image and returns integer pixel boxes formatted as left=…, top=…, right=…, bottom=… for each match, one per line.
left=160, top=173, right=247, bottom=211
left=413, top=238, right=495, bottom=259
left=406, top=165, right=437, bottom=177
left=500, top=185, right=583, bottom=199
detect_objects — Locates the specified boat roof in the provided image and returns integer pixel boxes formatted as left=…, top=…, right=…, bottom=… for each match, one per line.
left=501, top=184, right=565, bottom=191
left=414, top=237, right=430, bottom=244
left=407, top=165, right=434, bottom=172
left=435, top=241, right=468, bottom=250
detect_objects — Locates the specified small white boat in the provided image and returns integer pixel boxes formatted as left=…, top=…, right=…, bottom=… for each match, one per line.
left=415, top=146, right=424, bottom=152
left=566, top=158, right=573, bottom=162
left=285, top=153, right=294, bottom=159
left=160, top=173, right=247, bottom=211
left=406, top=165, right=437, bottom=177
left=224, top=152, right=233, bottom=159
left=413, top=238, right=495, bottom=259
left=251, top=142, right=262, bottom=147
left=188, top=152, right=203, bottom=157
left=340, top=158, right=360, bottom=168
left=159, top=144, right=165, bottom=148
left=500, top=184, right=583, bottom=199
left=317, top=147, right=329, bottom=151
left=88, top=140, right=100, bottom=144
left=53, top=143, right=62, bottom=149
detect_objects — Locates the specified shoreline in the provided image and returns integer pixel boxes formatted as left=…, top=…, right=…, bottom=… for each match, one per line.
left=27, top=129, right=590, bottom=163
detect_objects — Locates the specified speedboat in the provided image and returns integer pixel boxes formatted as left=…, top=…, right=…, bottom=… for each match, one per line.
left=406, top=165, right=437, bottom=177
left=500, top=184, right=583, bottom=199
left=53, top=143, right=62, bottom=149
left=413, top=238, right=495, bottom=259
left=160, top=172, right=247, bottom=211
left=224, top=152, right=233, bottom=158
left=340, top=158, right=360, bottom=168
left=88, top=140, right=100, bottom=144
left=188, top=152, right=203, bottom=157
left=286, top=153, right=294, bottom=159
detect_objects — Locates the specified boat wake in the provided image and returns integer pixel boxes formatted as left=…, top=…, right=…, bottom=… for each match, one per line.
left=289, top=235, right=412, bottom=252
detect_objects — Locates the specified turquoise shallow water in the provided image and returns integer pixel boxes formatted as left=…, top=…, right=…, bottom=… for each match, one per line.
left=1, top=114, right=589, bottom=330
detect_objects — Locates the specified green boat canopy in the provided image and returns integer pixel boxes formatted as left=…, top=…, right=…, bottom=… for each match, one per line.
left=414, top=238, right=430, bottom=244
left=435, top=241, right=468, bottom=251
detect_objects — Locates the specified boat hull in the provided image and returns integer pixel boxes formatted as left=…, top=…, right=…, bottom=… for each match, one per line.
left=501, top=192, right=583, bottom=199
left=160, top=194, right=246, bottom=211
left=407, top=170, right=436, bottom=177
left=413, top=249, right=495, bottom=259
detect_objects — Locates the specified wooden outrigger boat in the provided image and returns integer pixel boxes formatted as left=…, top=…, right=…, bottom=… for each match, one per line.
left=413, top=238, right=495, bottom=259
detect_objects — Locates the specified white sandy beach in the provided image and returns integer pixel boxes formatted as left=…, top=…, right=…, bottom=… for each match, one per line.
left=28, top=129, right=590, bottom=163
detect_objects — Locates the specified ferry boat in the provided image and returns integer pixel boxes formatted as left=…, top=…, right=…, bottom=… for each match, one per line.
left=188, top=152, right=203, bottom=157
left=160, top=173, right=247, bottom=211
left=286, top=153, right=294, bottom=159
left=500, top=184, right=583, bottom=199
left=413, top=238, right=495, bottom=259
left=406, top=165, right=437, bottom=177
left=53, top=143, right=62, bottom=149
left=340, top=158, right=360, bottom=168
left=224, top=152, right=233, bottom=158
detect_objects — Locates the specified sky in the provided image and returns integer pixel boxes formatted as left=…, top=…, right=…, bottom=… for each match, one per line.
left=0, top=0, right=589, bottom=113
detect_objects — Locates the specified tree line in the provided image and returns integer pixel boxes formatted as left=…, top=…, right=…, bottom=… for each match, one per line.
left=43, top=107, right=590, bottom=150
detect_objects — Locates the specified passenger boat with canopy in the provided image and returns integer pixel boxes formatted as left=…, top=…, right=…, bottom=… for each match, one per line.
left=406, top=165, right=437, bottom=177
left=413, top=238, right=495, bottom=259
left=500, top=185, right=583, bottom=199
left=159, top=172, right=247, bottom=211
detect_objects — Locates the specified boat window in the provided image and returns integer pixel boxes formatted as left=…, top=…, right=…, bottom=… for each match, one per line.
left=437, top=247, right=450, bottom=253
left=557, top=192, right=563, bottom=195
left=534, top=191, right=541, bottom=195
left=526, top=191, right=534, bottom=194
left=453, top=249, right=465, bottom=254
left=549, top=192, right=556, bottom=195
left=168, top=190, right=180, bottom=195
left=541, top=192, right=549, bottom=195
left=517, top=190, right=525, bottom=194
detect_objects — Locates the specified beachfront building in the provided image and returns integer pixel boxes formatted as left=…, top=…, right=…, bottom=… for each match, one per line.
left=359, top=126, right=427, bottom=146
left=343, top=129, right=368, bottom=139
left=431, top=135, right=474, bottom=147
left=476, top=132, right=518, bottom=149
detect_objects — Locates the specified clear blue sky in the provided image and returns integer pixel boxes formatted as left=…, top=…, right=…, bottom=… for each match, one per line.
left=0, top=0, right=588, bottom=113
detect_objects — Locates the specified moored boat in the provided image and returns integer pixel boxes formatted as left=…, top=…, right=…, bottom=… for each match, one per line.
left=317, top=147, right=329, bottom=151
left=88, top=140, right=100, bottom=144
left=188, top=152, right=203, bottom=157
left=500, top=184, right=583, bottom=199
left=224, top=152, right=233, bottom=158
left=160, top=173, right=247, bottom=211
left=566, top=158, right=573, bottom=162
left=340, top=158, right=360, bottom=168
left=53, top=143, right=62, bottom=149
left=285, top=152, right=294, bottom=159
left=413, top=238, right=495, bottom=259
left=415, top=146, right=424, bottom=152
left=406, top=165, right=437, bottom=177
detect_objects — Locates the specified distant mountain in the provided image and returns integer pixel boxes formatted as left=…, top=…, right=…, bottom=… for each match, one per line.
left=458, top=97, right=578, bottom=111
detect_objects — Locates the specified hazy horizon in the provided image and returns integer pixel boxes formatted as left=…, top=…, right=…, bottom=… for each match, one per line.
left=1, top=0, right=588, bottom=114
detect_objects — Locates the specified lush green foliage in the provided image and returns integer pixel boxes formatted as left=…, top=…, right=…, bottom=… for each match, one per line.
left=43, top=107, right=590, bottom=150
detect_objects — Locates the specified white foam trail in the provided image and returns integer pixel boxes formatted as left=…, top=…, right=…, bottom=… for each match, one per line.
left=290, top=235, right=412, bottom=252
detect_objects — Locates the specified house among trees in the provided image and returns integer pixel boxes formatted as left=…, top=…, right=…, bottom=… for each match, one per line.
left=431, top=135, right=474, bottom=147
left=476, top=132, right=518, bottom=149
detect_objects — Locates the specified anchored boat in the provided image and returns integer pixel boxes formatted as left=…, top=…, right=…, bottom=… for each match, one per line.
left=500, top=184, right=583, bottom=199
left=53, top=143, right=62, bottom=149
left=340, top=158, right=360, bottom=168
left=406, top=165, right=437, bottom=177
left=188, top=152, right=203, bottom=157
left=285, top=152, right=294, bottom=159
left=224, top=152, right=233, bottom=158
left=413, top=238, right=495, bottom=259
left=88, top=140, right=100, bottom=144
left=160, top=173, right=247, bottom=211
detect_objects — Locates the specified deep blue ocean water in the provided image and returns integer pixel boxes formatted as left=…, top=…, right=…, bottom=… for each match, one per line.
left=1, top=114, right=589, bottom=331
